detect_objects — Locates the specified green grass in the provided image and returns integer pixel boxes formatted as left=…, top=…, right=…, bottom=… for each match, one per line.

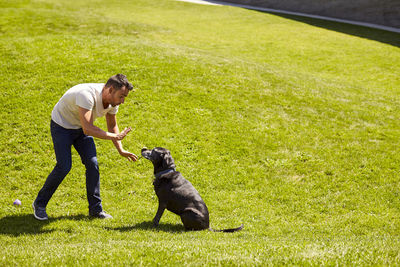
left=1, top=0, right=400, bottom=265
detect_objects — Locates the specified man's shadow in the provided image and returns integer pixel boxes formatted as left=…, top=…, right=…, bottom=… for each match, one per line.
left=1, top=215, right=187, bottom=235
left=106, top=221, right=186, bottom=233
left=0, top=214, right=87, bottom=236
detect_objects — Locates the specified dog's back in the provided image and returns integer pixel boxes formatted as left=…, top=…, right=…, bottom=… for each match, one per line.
left=142, top=147, right=242, bottom=232
left=154, top=171, right=210, bottom=230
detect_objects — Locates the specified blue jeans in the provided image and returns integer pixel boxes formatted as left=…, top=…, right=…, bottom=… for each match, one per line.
left=35, top=120, right=102, bottom=214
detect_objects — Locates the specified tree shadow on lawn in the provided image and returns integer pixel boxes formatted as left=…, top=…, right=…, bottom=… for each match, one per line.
left=257, top=11, right=400, bottom=47
left=106, top=221, right=186, bottom=233
left=0, top=214, right=87, bottom=237
left=203, top=1, right=399, bottom=46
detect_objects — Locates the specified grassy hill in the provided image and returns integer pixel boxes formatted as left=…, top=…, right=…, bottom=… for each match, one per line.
left=0, top=0, right=399, bottom=265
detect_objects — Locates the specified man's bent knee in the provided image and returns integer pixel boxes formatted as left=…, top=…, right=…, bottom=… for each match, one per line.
left=84, top=157, right=99, bottom=171
left=54, top=162, right=72, bottom=176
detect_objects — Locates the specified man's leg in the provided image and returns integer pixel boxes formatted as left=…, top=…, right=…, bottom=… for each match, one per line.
left=34, top=121, right=73, bottom=212
left=73, top=132, right=103, bottom=215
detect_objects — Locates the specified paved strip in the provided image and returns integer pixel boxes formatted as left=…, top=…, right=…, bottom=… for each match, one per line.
left=176, top=0, right=400, bottom=33
left=176, top=0, right=221, bottom=6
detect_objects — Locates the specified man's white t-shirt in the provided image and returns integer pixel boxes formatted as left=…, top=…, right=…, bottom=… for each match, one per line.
left=51, top=83, right=119, bottom=129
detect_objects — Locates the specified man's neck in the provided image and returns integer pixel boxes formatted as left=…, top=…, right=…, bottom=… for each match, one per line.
left=102, top=87, right=110, bottom=109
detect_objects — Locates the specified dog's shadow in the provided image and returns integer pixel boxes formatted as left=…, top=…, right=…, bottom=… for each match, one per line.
left=0, top=214, right=87, bottom=236
left=107, top=221, right=185, bottom=233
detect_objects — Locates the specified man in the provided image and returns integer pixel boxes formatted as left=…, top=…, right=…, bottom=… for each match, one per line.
left=33, top=74, right=138, bottom=220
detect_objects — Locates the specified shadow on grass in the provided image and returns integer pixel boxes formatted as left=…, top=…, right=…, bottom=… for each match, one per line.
left=0, top=214, right=87, bottom=236
left=106, top=220, right=185, bottom=233
left=256, top=11, right=400, bottom=47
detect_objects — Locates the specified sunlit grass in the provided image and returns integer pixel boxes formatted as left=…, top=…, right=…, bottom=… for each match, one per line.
left=0, top=0, right=399, bottom=265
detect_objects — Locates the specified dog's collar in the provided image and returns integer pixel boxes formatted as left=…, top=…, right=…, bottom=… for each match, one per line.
left=155, top=168, right=176, bottom=179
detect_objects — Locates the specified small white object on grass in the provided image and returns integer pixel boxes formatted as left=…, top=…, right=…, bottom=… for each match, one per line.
left=13, top=199, right=22, bottom=206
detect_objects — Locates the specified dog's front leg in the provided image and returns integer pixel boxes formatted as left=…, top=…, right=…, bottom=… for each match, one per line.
left=153, top=201, right=166, bottom=227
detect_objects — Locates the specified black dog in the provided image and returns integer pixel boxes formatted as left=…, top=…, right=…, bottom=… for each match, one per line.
left=141, top=147, right=243, bottom=232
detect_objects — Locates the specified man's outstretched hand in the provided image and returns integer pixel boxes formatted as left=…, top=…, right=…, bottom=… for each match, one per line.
left=113, top=127, right=132, bottom=141
left=109, top=127, right=138, bottom=162
left=120, top=149, right=138, bottom=162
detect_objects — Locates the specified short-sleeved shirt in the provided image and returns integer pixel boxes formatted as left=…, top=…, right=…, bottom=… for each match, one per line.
left=51, top=83, right=119, bottom=129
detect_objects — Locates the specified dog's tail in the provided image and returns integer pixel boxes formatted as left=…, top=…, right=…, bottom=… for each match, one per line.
left=209, top=224, right=244, bottom=233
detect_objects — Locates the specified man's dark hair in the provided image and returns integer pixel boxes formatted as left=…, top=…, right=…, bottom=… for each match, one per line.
left=105, top=74, right=133, bottom=91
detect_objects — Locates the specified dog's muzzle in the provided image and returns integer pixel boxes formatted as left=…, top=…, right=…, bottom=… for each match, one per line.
left=141, top=147, right=152, bottom=160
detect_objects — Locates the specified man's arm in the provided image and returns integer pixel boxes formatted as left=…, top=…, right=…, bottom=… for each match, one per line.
left=106, top=112, right=138, bottom=162
left=78, top=107, right=130, bottom=142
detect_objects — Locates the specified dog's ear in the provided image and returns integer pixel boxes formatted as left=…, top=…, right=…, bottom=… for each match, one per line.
left=162, top=151, right=176, bottom=169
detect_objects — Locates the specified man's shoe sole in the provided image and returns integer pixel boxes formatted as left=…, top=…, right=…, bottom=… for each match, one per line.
left=89, top=212, right=113, bottom=219
left=89, top=215, right=113, bottom=219
left=32, top=203, right=48, bottom=221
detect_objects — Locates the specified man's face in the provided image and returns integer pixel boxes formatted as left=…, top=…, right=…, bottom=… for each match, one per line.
left=110, top=86, right=130, bottom=107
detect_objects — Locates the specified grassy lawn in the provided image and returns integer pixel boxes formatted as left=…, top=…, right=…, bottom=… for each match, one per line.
left=1, top=0, right=400, bottom=265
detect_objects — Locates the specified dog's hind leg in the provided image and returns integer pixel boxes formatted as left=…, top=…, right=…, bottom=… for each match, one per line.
left=180, top=208, right=209, bottom=231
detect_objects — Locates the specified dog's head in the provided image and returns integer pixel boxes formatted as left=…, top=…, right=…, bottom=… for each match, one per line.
left=141, top=147, right=176, bottom=174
